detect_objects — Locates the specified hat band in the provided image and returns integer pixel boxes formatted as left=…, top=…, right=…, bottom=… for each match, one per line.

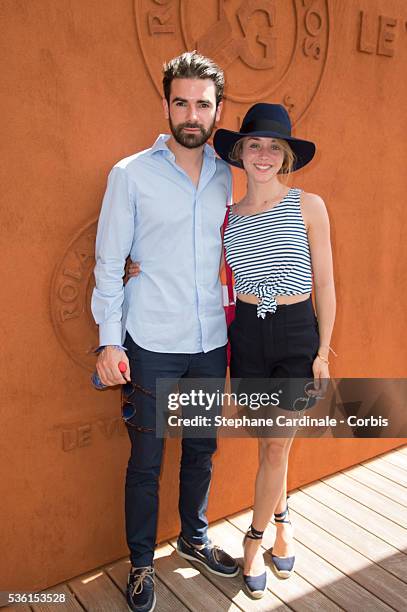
left=241, top=119, right=291, bottom=137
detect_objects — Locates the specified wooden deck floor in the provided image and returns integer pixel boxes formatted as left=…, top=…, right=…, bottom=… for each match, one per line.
left=6, top=446, right=407, bottom=612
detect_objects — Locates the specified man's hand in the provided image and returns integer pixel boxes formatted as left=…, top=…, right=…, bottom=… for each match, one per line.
left=96, top=346, right=131, bottom=386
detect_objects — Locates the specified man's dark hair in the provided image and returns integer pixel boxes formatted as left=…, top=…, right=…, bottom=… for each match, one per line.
left=162, top=51, right=225, bottom=107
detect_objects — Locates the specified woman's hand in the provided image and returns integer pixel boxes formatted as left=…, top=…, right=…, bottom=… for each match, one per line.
left=125, top=260, right=141, bottom=283
left=312, top=356, right=330, bottom=394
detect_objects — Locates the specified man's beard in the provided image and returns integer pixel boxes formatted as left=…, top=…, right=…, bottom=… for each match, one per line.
left=169, top=116, right=216, bottom=149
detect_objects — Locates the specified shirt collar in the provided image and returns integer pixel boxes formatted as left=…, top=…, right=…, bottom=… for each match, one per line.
left=150, top=134, right=171, bottom=155
left=150, top=134, right=216, bottom=159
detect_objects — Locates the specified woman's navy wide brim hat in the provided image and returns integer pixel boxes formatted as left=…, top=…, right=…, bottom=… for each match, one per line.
left=213, top=103, right=316, bottom=171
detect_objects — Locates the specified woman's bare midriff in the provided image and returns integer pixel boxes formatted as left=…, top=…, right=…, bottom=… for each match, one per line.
left=237, top=292, right=311, bottom=305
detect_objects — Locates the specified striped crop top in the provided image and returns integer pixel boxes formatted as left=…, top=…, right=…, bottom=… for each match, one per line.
left=224, top=187, right=312, bottom=318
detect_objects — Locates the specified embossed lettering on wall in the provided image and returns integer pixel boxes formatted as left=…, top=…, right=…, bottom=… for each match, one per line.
left=148, top=0, right=176, bottom=35
left=358, top=11, right=398, bottom=56
left=51, top=220, right=99, bottom=371
left=60, top=417, right=126, bottom=452
left=135, top=0, right=330, bottom=125
left=302, top=0, right=324, bottom=59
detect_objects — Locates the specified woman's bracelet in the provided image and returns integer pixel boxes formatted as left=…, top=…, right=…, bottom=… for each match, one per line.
left=318, top=345, right=338, bottom=357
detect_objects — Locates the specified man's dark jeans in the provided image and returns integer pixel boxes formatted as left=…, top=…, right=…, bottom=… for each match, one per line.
left=123, top=332, right=227, bottom=568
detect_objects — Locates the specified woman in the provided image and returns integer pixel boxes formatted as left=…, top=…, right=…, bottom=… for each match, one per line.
left=213, top=103, right=336, bottom=598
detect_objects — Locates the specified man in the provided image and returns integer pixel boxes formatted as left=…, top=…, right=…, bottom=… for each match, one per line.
left=91, top=52, right=238, bottom=612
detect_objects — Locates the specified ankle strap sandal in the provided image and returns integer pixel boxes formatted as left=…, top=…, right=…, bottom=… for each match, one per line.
left=274, top=495, right=292, bottom=524
left=242, top=525, right=267, bottom=599
left=274, top=504, right=291, bottom=525
left=271, top=499, right=295, bottom=579
left=245, top=525, right=264, bottom=540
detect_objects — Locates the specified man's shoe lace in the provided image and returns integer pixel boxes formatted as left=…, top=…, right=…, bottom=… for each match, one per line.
left=209, top=544, right=223, bottom=563
left=130, top=566, right=154, bottom=596
left=195, top=541, right=223, bottom=563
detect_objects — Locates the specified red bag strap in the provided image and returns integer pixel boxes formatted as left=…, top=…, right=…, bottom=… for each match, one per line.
left=222, top=207, right=235, bottom=306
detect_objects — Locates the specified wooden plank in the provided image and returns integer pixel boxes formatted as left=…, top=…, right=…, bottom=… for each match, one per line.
left=1, top=606, right=32, bottom=611
left=294, top=487, right=407, bottom=582
left=229, top=508, right=394, bottom=612
left=287, top=497, right=407, bottom=611
left=68, top=569, right=128, bottom=611
left=396, top=445, right=407, bottom=455
left=105, top=556, right=190, bottom=612
left=380, top=450, right=407, bottom=471
left=322, top=471, right=407, bottom=528
left=362, top=457, right=407, bottom=487
left=300, top=479, right=407, bottom=552
left=32, top=585, right=84, bottom=611
left=0, top=593, right=31, bottom=610
left=343, top=464, right=407, bottom=507
left=210, top=517, right=343, bottom=612
left=154, top=542, right=241, bottom=612
left=169, top=522, right=290, bottom=612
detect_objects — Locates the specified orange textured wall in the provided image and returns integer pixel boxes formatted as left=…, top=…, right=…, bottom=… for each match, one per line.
left=0, top=0, right=405, bottom=592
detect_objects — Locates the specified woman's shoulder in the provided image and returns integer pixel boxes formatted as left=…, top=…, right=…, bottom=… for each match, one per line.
left=300, top=190, right=327, bottom=213
left=298, top=190, right=329, bottom=227
left=299, top=190, right=326, bottom=207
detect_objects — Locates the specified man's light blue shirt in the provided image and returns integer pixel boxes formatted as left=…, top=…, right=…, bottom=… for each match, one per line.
left=91, top=134, right=232, bottom=353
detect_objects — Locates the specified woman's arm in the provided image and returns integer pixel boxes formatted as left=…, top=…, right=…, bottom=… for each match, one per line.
left=302, top=192, right=336, bottom=382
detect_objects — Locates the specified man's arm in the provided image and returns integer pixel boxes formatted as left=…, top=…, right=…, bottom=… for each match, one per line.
left=91, top=165, right=135, bottom=385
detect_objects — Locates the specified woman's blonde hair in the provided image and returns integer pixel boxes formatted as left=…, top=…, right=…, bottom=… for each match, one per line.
left=229, top=137, right=296, bottom=175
